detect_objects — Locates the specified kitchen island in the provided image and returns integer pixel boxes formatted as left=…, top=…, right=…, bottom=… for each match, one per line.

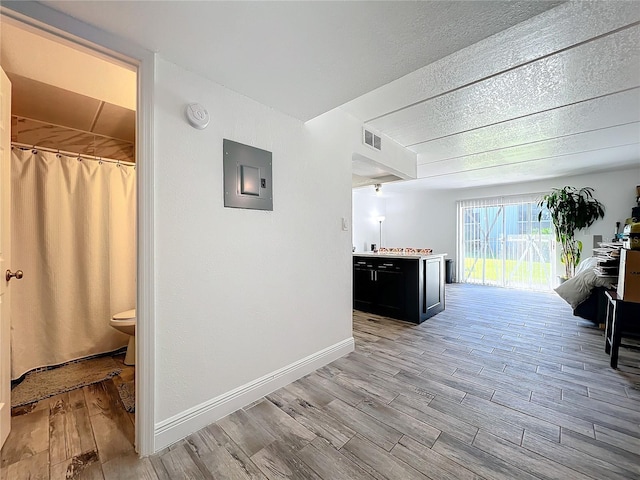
left=353, top=253, right=446, bottom=323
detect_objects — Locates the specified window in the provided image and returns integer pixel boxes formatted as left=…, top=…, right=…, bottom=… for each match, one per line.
left=457, top=194, right=555, bottom=291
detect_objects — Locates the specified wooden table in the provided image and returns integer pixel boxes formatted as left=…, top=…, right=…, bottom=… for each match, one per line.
left=604, top=290, right=640, bottom=369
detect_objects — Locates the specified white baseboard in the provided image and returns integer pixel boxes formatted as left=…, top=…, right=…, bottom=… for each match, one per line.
left=153, top=337, right=354, bottom=451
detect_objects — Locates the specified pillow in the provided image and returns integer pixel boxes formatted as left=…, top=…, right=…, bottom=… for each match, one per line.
left=575, top=256, right=599, bottom=275
left=555, top=264, right=616, bottom=309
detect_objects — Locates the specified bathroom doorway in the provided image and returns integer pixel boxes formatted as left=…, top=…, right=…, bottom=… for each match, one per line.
left=0, top=16, right=141, bottom=455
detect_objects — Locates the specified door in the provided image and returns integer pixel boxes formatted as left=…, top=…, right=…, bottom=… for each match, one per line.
left=424, top=257, right=444, bottom=314
left=353, top=259, right=376, bottom=309
left=0, top=67, right=12, bottom=448
left=459, top=197, right=555, bottom=291
left=375, top=262, right=406, bottom=318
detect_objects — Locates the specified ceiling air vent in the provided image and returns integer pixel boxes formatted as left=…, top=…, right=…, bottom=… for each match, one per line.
left=363, top=128, right=382, bottom=151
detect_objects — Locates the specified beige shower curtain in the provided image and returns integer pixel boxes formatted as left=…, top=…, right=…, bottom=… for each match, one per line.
left=10, top=148, right=136, bottom=379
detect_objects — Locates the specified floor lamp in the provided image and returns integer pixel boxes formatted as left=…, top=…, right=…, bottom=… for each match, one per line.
left=376, top=216, right=385, bottom=248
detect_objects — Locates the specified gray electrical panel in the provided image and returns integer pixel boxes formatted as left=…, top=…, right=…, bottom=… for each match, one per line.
left=223, top=139, right=273, bottom=211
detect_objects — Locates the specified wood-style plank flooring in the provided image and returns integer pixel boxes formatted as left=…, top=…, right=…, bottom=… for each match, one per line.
left=1, top=354, right=136, bottom=479
left=3, top=284, right=640, bottom=479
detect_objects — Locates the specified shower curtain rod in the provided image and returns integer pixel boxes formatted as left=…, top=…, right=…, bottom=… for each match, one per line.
left=11, top=142, right=136, bottom=167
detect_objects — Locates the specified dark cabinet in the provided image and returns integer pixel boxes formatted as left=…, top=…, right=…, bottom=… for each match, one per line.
left=375, top=261, right=407, bottom=318
left=353, top=254, right=445, bottom=323
left=424, top=256, right=445, bottom=317
left=353, top=259, right=376, bottom=309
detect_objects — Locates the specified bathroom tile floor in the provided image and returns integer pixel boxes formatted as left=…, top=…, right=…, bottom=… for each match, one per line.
left=1, top=353, right=136, bottom=479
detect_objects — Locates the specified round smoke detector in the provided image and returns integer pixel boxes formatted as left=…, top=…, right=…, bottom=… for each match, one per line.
left=186, top=103, right=210, bottom=130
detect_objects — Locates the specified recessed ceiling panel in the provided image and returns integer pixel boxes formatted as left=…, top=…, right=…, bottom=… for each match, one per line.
left=351, top=152, right=410, bottom=188
left=415, top=89, right=640, bottom=163
left=352, top=173, right=403, bottom=188
left=406, top=145, right=639, bottom=190
left=369, top=26, right=640, bottom=146
left=352, top=157, right=392, bottom=178
left=417, top=123, right=640, bottom=178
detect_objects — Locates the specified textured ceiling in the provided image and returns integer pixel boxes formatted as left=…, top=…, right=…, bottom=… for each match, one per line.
left=13, top=1, right=640, bottom=190
left=342, top=1, right=640, bottom=189
left=41, top=1, right=561, bottom=121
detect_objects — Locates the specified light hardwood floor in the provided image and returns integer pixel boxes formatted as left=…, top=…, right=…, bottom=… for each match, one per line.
left=2, top=284, right=640, bottom=479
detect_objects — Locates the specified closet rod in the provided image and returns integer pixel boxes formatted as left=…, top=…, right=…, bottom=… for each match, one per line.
left=11, top=143, right=136, bottom=167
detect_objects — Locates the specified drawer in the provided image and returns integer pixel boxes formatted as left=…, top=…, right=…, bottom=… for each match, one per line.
left=377, top=261, right=402, bottom=271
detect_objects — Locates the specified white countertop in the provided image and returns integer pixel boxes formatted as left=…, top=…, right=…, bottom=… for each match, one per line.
left=353, top=252, right=447, bottom=260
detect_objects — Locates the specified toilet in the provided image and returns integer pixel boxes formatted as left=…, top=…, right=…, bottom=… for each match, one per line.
left=110, top=309, right=136, bottom=366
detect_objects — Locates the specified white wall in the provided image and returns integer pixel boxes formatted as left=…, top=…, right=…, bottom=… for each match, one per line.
left=353, top=167, right=640, bottom=266
left=154, top=58, right=355, bottom=446
left=1, top=0, right=364, bottom=456
left=352, top=189, right=387, bottom=252
left=353, top=130, right=417, bottom=179
left=353, top=186, right=457, bottom=255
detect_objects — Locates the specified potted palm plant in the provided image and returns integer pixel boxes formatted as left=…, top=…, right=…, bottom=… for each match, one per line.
left=538, top=186, right=605, bottom=280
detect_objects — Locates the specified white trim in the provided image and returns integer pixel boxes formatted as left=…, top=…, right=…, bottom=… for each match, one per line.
left=1, top=3, right=156, bottom=456
left=154, top=337, right=355, bottom=451
left=135, top=49, right=156, bottom=457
